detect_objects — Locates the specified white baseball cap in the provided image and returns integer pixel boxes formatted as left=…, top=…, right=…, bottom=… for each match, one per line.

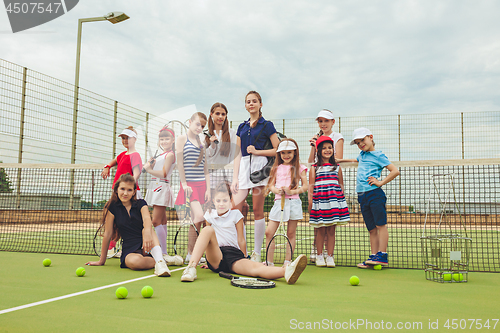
left=350, top=127, right=372, bottom=145
left=118, top=128, right=137, bottom=138
left=316, top=109, right=334, bottom=120
left=276, top=140, right=297, bottom=153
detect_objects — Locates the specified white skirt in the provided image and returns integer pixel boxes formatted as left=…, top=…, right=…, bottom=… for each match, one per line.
left=269, top=198, right=303, bottom=222
left=144, top=180, right=174, bottom=207
left=238, top=155, right=269, bottom=189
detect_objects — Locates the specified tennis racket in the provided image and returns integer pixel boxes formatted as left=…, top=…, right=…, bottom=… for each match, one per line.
left=93, top=226, right=122, bottom=259
left=219, top=272, right=276, bottom=289
left=266, top=195, right=293, bottom=266
left=173, top=197, right=199, bottom=262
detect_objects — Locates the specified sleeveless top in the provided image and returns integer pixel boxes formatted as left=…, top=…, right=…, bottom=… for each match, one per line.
left=183, top=138, right=205, bottom=182
left=151, top=151, right=175, bottom=182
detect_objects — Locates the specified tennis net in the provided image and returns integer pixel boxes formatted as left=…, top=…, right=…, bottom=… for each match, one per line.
left=0, top=160, right=499, bottom=272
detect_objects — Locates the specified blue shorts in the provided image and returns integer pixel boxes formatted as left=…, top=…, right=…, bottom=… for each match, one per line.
left=357, top=187, right=387, bottom=231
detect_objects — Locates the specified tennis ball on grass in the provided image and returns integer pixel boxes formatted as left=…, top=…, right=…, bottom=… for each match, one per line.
left=349, top=276, right=360, bottom=286
left=453, top=273, right=464, bottom=282
left=141, top=286, right=154, bottom=298
left=42, top=258, right=51, bottom=267
left=373, top=265, right=382, bottom=270
left=443, top=273, right=452, bottom=281
left=116, top=287, right=128, bottom=299
left=75, top=267, right=86, bottom=277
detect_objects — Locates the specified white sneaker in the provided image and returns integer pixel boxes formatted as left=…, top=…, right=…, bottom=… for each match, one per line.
left=310, top=246, right=316, bottom=263
left=285, top=254, right=307, bottom=285
left=154, top=260, right=171, bottom=277
left=316, top=254, right=326, bottom=267
left=326, top=255, right=336, bottom=268
left=185, top=254, right=207, bottom=265
left=181, top=266, right=197, bottom=282
left=163, top=254, right=184, bottom=266
left=262, top=261, right=274, bottom=266
left=250, top=252, right=260, bottom=263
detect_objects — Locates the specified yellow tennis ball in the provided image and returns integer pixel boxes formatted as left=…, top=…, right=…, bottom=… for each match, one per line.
left=116, top=287, right=128, bottom=299
left=349, top=276, right=360, bottom=286
left=443, top=273, right=452, bottom=281
left=42, top=258, right=51, bottom=267
left=141, top=286, right=154, bottom=298
left=373, top=265, right=382, bottom=270
left=75, top=267, right=86, bottom=277
left=453, top=273, right=464, bottom=282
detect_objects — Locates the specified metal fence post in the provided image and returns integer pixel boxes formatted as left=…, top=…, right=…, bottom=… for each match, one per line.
left=113, top=101, right=118, bottom=158
left=15, top=67, right=27, bottom=209
left=398, top=114, right=402, bottom=212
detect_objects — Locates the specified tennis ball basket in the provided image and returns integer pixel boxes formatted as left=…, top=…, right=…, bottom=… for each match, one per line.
left=420, top=174, right=472, bottom=283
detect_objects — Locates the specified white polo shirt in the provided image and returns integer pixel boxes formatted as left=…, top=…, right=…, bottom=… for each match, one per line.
left=204, top=209, right=244, bottom=249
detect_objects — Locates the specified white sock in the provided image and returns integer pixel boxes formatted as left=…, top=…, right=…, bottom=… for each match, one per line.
left=155, top=225, right=168, bottom=254
left=253, top=218, right=266, bottom=255
left=151, top=246, right=163, bottom=262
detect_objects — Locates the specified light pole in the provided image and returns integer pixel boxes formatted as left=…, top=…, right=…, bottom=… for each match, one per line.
left=69, top=12, right=129, bottom=209
left=70, top=11, right=130, bottom=165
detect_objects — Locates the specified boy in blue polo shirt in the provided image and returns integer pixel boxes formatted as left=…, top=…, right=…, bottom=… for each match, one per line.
left=349, top=128, right=400, bottom=267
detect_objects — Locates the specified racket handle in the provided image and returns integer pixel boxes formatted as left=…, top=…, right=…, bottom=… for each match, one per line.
left=203, top=131, right=219, bottom=144
left=219, top=272, right=233, bottom=280
left=141, top=157, right=156, bottom=174
left=281, top=195, right=286, bottom=210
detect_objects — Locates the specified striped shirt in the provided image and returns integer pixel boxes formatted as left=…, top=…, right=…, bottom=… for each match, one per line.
left=183, top=138, right=205, bottom=182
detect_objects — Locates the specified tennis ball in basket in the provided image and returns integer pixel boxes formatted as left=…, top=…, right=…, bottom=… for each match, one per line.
left=373, top=265, right=382, bottom=270
left=116, top=287, right=128, bottom=299
left=42, top=258, right=51, bottom=267
left=443, top=273, right=452, bottom=281
left=141, top=286, right=154, bottom=298
left=349, top=276, right=360, bottom=286
left=75, top=267, right=86, bottom=277
left=453, top=273, right=464, bottom=282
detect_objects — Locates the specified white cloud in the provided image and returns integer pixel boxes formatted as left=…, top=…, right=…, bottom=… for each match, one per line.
left=1, top=0, right=500, bottom=121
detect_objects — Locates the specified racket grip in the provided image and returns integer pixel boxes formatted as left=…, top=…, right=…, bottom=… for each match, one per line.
left=281, top=195, right=286, bottom=210
left=219, top=272, right=233, bottom=280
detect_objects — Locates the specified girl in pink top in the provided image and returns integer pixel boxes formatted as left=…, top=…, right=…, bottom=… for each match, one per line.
left=264, top=139, right=309, bottom=266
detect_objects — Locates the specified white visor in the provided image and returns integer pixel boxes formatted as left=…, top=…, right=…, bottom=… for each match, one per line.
left=118, top=129, right=137, bottom=138
left=276, top=140, right=297, bottom=153
left=316, top=109, right=334, bottom=120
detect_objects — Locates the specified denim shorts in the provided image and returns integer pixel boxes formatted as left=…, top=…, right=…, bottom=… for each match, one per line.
left=357, top=187, right=387, bottom=231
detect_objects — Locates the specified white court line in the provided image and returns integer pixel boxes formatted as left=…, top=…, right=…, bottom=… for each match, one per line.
left=0, top=266, right=186, bottom=315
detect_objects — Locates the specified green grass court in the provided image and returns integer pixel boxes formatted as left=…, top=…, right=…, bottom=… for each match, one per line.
left=1, top=251, right=499, bottom=333
left=1, top=224, right=498, bottom=271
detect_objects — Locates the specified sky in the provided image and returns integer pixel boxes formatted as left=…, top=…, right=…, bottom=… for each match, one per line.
left=1, top=0, right=500, bottom=122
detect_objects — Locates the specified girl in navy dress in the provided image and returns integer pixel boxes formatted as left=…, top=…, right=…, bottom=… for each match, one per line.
left=86, top=174, right=171, bottom=277
left=232, top=91, right=280, bottom=263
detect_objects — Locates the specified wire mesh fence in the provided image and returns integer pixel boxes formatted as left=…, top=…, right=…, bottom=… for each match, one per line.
left=0, top=160, right=498, bottom=272
left=2, top=58, right=500, bottom=167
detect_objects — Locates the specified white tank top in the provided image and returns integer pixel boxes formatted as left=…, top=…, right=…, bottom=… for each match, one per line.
left=151, top=151, right=175, bottom=182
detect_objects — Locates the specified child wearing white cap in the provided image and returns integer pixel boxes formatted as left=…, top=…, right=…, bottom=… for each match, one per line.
left=263, top=138, right=309, bottom=266
left=349, top=127, right=400, bottom=268
left=101, top=126, right=143, bottom=197
left=307, top=109, right=345, bottom=263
